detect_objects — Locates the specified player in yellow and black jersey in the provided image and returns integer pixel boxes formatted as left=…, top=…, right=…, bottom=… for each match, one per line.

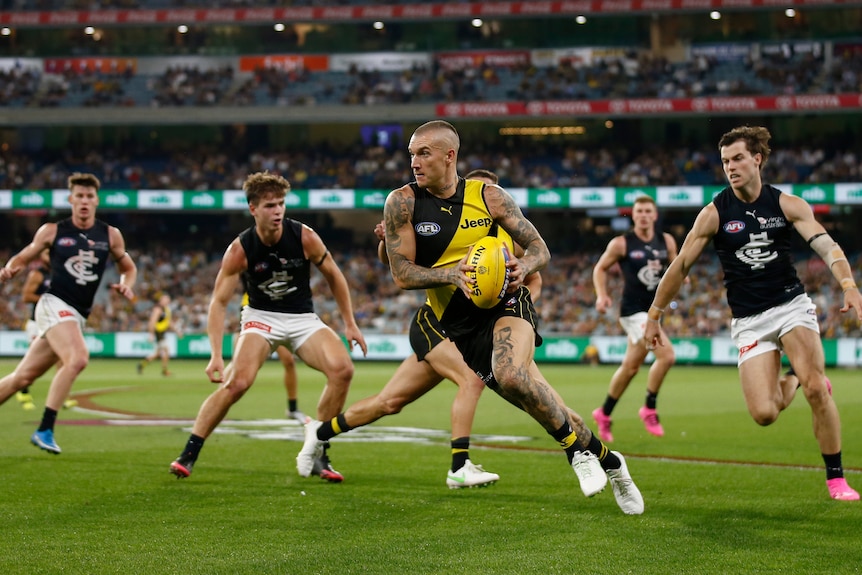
left=378, top=120, right=644, bottom=513
left=138, top=293, right=175, bottom=376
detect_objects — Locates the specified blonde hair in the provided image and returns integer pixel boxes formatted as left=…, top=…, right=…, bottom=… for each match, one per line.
left=243, top=171, right=291, bottom=205
left=67, top=172, right=101, bottom=191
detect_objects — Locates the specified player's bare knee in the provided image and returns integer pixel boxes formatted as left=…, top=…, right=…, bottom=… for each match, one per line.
left=223, top=376, right=253, bottom=399
left=491, top=364, right=527, bottom=395
left=325, top=358, right=354, bottom=385
left=379, top=396, right=406, bottom=416
left=618, top=362, right=641, bottom=379
left=802, top=382, right=831, bottom=405
left=65, top=355, right=89, bottom=375
left=750, top=407, right=779, bottom=426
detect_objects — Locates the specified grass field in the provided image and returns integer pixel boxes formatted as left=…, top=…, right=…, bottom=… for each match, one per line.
left=1, top=358, right=860, bottom=575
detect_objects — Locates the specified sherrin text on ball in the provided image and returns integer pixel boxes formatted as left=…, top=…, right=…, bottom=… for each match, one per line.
left=466, top=235, right=510, bottom=309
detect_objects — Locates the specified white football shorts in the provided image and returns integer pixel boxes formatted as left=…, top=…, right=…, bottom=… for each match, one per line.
left=619, top=312, right=648, bottom=345
left=239, top=307, right=330, bottom=353
left=730, top=293, right=819, bottom=366
left=35, top=293, right=86, bottom=338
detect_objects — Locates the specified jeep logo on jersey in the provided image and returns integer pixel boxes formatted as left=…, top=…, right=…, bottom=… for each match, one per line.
left=415, top=222, right=441, bottom=236
left=460, top=217, right=493, bottom=229
left=64, top=249, right=100, bottom=285
left=724, top=221, right=745, bottom=233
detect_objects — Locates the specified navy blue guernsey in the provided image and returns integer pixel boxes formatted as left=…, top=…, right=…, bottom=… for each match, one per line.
left=29, top=265, right=51, bottom=320
left=619, top=231, right=669, bottom=317
left=47, top=218, right=111, bottom=318
left=239, top=218, right=314, bottom=314
left=712, top=184, right=804, bottom=318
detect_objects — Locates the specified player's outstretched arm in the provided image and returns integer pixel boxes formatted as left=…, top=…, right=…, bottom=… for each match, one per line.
left=206, top=239, right=244, bottom=383
left=0, top=223, right=56, bottom=283
left=645, top=204, right=718, bottom=348
left=303, top=224, right=368, bottom=356
left=783, top=193, right=862, bottom=321
left=593, top=236, right=625, bottom=313
left=108, top=226, right=137, bottom=301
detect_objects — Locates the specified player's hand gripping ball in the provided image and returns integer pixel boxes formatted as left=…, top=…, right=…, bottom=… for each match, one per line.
left=467, top=235, right=511, bottom=309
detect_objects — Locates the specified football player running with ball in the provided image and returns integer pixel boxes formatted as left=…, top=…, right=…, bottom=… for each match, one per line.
left=298, top=169, right=539, bottom=490
left=380, top=120, right=644, bottom=513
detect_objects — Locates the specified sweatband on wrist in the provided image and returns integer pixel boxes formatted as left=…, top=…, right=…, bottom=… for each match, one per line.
left=840, top=278, right=858, bottom=292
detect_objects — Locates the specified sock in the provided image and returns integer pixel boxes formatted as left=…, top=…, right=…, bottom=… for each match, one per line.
left=645, top=391, right=658, bottom=410
left=451, top=437, right=470, bottom=472
left=37, top=408, right=58, bottom=432
left=823, top=451, right=844, bottom=480
left=288, top=399, right=298, bottom=413
left=181, top=434, right=205, bottom=461
left=551, top=421, right=578, bottom=463
left=601, top=395, right=618, bottom=416
left=584, top=433, right=621, bottom=470
left=318, top=414, right=351, bottom=442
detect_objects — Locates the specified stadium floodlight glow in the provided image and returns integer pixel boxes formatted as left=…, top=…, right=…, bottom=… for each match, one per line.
left=471, top=18, right=483, bottom=28
left=274, top=23, right=285, bottom=32
left=575, top=15, right=587, bottom=24
left=785, top=8, right=796, bottom=18
left=0, top=27, right=11, bottom=36
left=84, top=26, right=95, bottom=35
left=709, top=11, right=721, bottom=20
left=373, top=21, right=384, bottom=30
left=178, top=25, right=189, bottom=34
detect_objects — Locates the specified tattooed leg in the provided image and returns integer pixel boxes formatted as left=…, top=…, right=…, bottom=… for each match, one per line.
left=490, top=320, right=569, bottom=433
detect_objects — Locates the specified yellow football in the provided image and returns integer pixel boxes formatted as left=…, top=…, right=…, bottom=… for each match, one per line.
left=466, top=235, right=511, bottom=309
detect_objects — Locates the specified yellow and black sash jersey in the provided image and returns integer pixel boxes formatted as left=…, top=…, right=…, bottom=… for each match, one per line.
left=411, top=177, right=513, bottom=332
left=154, top=305, right=171, bottom=335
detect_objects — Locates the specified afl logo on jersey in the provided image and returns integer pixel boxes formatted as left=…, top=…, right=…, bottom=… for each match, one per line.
left=58, top=237, right=76, bottom=247
left=724, top=221, right=745, bottom=233
left=415, top=222, right=441, bottom=236
left=254, top=262, right=269, bottom=273
left=629, top=250, right=646, bottom=259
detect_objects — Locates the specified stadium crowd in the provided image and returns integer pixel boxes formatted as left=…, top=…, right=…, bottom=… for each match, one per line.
left=7, top=44, right=862, bottom=110
left=1, top=141, right=860, bottom=192
left=1, top=241, right=860, bottom=342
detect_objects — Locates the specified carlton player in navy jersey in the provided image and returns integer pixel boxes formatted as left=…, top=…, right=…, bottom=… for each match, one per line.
left=592, top=195, right=679, bottom=442
left=644, top=126, right=862, bottom=501
left=169, top=171, right=367, bottom=482
left=0, top=173, right=137, bottom=455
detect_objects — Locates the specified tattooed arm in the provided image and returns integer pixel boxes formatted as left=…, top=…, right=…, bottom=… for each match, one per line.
left=484, top=184, right=550, bottom=291
left=383, top=184, right=468, bottom=293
